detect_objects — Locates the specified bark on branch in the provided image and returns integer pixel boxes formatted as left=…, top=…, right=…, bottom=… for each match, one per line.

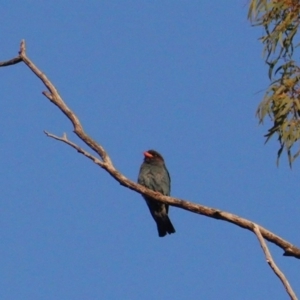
left=1, top=40, right=300, bottom=266
left=253, top=224, right=298, bottom=300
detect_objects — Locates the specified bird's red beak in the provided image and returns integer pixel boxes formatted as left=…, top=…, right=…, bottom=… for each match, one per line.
left=143, top=151, right=153, bottom=158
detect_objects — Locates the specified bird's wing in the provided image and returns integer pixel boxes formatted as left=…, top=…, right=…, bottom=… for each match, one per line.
left=150, top=166, right=170, bottom=196
left=138, top=164, right=170, bottom=195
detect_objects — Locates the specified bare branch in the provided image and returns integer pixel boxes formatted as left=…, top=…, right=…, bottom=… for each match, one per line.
left=2, top=40, right=300, bottom=261
left=253, top=224, right=298, bottom=300
left=18, top=40, right=112, bottom=165
left=0, top=56, right=22, bottom=67
left=44, top=131, right=105, bottom=168
left=0, top=40, right=24, bottom=67
left=44, top=135, right=300, bottom=261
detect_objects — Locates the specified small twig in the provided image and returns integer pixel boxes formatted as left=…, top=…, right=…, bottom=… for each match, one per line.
left=0, top=56, right=22, bottom=67
left=0, top=40, right=24, bottom=67
left=44, top=131, right=105, bottom=168
left=253, top=224, right=298, bottom=300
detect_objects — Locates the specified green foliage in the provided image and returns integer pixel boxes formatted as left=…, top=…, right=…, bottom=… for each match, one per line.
left=249, top=0, right=300, bottom=166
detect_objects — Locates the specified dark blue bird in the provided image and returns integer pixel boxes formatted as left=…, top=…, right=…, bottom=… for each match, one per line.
left=138, top=150, right=175, bottom=237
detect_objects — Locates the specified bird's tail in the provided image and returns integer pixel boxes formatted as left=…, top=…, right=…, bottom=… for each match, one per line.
left=157, top=215, right=176, bottom=237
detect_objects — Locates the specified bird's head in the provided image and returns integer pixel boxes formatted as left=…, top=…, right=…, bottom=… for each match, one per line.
left=143, top=150, right=165, bottom=165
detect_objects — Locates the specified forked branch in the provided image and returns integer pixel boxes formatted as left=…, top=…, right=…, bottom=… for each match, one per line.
left=1, top=41, right=300, bottom=267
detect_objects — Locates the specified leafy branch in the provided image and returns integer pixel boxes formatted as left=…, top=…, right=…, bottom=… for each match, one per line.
left=249, top=0, right=300, bottom=166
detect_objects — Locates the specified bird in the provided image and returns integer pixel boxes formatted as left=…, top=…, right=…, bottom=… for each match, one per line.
left=138, top=149, right=175, bottom=237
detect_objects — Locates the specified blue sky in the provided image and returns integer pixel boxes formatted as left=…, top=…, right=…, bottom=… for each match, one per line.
left=1, top=1, right=299, bottom=299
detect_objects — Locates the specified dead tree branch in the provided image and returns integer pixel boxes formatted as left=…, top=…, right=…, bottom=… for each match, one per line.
left=253, top=224, right=298, bottom=300
left=0, top=56, right=22, bottom=67
left=1, top=40, right=300, bottom=264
